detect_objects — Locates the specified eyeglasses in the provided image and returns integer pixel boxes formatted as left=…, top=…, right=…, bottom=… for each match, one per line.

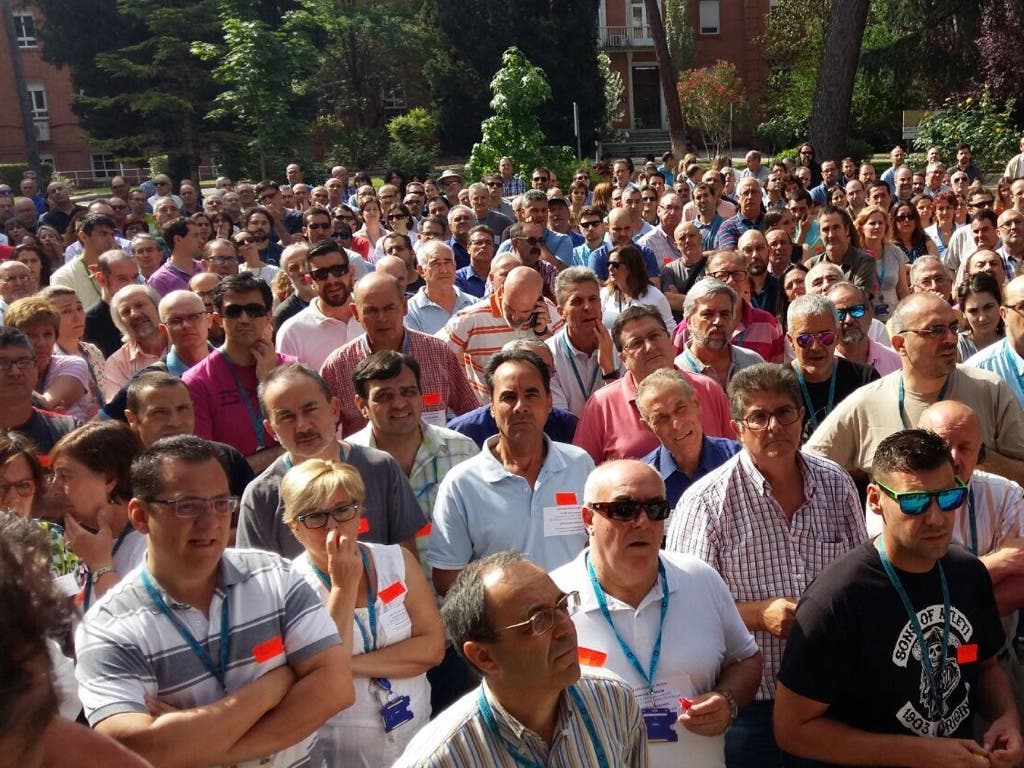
left=1005, top=301, right=1024, bottom=315
left=0, top=479, right=33, bottom=497
left=387, top=213, right=408, bottom=222
left=221, top=302, right=268, bottom=319
left=295, top=502, right=360, bottom=529
left=259, top=195, right=277, bottom=204
left=502, top=591, right=580, bottom=636
left=738, top=405, right=802, bottom=430
left=306, top=222, right=332, bottom=231
left=708, top=269, right=749, bottom=281
left=894, top=214, right=914, bottom=222
left=794, top=330, right=837, bottom=348
left=146, top=495, right=239, bottom=518
left=969, top=200, right=994, bottom=208
left=0, top=189, right=12, bottom=196
left=486, top=181, right=502, bottom=187
left=0, top=357, right=35, bottom=372
left=900, top=321, right=959, bottom=338
left=310, top=263, right=350, bottom=281
left=579, top=220, right=601, bottom=229
left=586, top=499, right=671, bottom=522
left=514, top=236, right=543, bottom=246
left=835, top=304, right=867, bottom=321
left=209, top=256, right=244, bottom=266
left=875, top=479, right=967, bottom=515
left=642, top=196, right=657, bottom=202
left=163, top=311, right=208, bottom=329
left=622, top=329, right=668, bottom=352
left=532, top=177, right=549, bottom=183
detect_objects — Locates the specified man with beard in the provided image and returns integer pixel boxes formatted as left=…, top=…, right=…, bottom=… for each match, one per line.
left=805, top=206, right=876, bottom=293
left=828, top=282, right=901, bottom=376
left=244, top=207, right=284, bottom=266
left=104, top=284, right=169, bottom=398
left=275, top=239, right=362, bottom=371
left=739, top=229, right=778, bottom=312
left=676, top=279, right=764, bottom=391
left=146, top=217, right=204, bottom=297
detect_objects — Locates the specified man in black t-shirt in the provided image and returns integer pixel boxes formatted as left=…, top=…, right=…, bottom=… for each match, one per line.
left=775, top=430, right=1022, bottom=767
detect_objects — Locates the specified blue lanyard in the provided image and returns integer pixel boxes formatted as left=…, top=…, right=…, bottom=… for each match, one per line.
left=218, top=347, right=265, bottom=450
left=897, top=374, right=949, bottom=429
left=83, top=523, right=133, bottom=609
left=586, top=552, right=668, bottom=693
left=284, top=442, right=349, bottom=471
left=309, top=546, right=376, bottom=652
left=414, top=455, right=441, bottom=501
left=477, top=685, right=609, bottom=768
left=876, top=539, right=950, bottom=730
left=794, top=363, right=837, bottom=432
left=561, top=336, right=600, bottom=402
left=967, top=486, right=978, bottom=555
left=876, top=254, right=886, bottom=289
left=141, top=569, right=231, bottom=692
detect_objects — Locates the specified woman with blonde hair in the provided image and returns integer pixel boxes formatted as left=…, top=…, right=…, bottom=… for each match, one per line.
left=282, top=459, right=443, bottom=767
left=854, top=204, right=908, bottom=321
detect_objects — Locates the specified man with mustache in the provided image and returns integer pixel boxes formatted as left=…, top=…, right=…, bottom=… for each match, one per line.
left=104, top=284, right=168, bottom=398
left=828, top=282, right=902, bottom=376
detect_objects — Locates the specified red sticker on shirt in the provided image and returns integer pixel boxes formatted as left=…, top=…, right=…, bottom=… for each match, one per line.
left=663, top=257, right=673, bottom=265
left=253, top=635, right=285, bottom=663
left=416, top=521, right=432, bottom=538
left=422, top=392, right=442, bottom=406
left=379, top=580, right=407, bottom=604
left=957, top=643, right=978, bottom=664
left=578, top=647, right=607, bottom=667
left=555, top=492, right=578, bottom=506
left=358, top=518, right=369, bottom=534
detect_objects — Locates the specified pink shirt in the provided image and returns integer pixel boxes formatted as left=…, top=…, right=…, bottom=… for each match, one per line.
left=837, top=337, right=902, bottom=377
left=573, top=368, right=737, bottom=464
left=673, top=300, right=785, bottom=363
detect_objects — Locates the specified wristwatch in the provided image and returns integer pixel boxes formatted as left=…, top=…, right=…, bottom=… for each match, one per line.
left=713, top=688, right=738, bottom=722
left=601, top=369, right=619, bottom=381
left=91, top=565, right=116, bottom=585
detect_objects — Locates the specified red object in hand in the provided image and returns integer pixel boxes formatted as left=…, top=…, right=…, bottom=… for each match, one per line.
left=679, top=697, right=693, bottom=711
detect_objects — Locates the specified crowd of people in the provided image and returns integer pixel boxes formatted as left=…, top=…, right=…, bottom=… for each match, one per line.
left=4, top=140, right=1024, bottom=767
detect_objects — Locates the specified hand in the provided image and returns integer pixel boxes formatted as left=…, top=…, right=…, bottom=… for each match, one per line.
left=250, top=338, right=277, bottom=381
left=64, top=509, right=116, bottom=571
left=145, top=694, right=180, bottom=717
left=530, top=298, right=550, bottom=335
left=326, top=529, right=362, bottom=589
left=910, top=737, right=989, bottom=768
left=983, top=715, right=1023, bottom=767
left=593, top=320, right=616, bottom=374
left=678, top=691, right=732, bottom=737
left=762, top=597, right=798, bottom=638
left=663, top=283, right=680, bottom=294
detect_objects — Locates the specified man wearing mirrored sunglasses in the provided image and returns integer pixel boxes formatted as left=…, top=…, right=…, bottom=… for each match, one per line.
left=552, top=459, right=759, bottom=768
left=667, top=363, right=865, bottom=768
left=776, top=429, right=1022, bottom=768
left=828, top=282, right=902, bottom=376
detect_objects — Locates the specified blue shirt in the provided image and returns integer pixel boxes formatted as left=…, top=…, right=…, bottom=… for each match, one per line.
left=405, top=286, right=477, bottom=335
left=965, top=338, right=1024, bottom=408
left=696, top=214, right=724, bottom=252
left=572, top=242, right=606, bottom=268
left=642, top=436, right=741, bottom=507
left=446, top=406, right=578, bottom=448
left=445, top=237, right=472, bottom=269
left=496, top=228, right=574, bottom=267
left=454, top=265, right=487, bottom=298
left=714, top=212, right=764, bottom=250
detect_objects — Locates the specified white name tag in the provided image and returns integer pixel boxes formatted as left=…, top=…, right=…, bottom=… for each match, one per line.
left=543, top=504, right=585, bottom=537
left=421, top=409, right=448, bottom=428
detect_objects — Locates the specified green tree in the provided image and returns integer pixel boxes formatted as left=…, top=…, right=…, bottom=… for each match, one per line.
left=466, top=47, right=575, bottom=185
left=914, top=91, right=1019, bottom=171
left=663, top=0, right=694, bottom=73
left=598, top=51, right=627, bottom=143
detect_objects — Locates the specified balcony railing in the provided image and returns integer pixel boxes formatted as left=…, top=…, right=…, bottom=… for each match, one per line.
left=600, top=25, right=653, bottom=48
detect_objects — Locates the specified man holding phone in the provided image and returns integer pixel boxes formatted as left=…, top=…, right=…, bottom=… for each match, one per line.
left=508, top=221, right=560, bottom=301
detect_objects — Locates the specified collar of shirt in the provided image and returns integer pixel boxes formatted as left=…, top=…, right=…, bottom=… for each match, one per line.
left=652, top=439, right=712, bottom=485
left=737, top=449, right=821, bottom=501
left=481, top=678, right=573, bottom=745
left=311, top=297, right=354, bottom=325
left=1000, top=337, right=1024, bottom=378
left=480, top=433, right=566, bottom=483
left=574, top=547, right=675, bottom=615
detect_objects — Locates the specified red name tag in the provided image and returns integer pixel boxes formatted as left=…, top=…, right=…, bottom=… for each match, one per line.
left=957, top=643, right=978, bottom=664
left=555, top=492, right=578, bottom=506
left=663, top=257, right=673, bottom=265
left=578, top=647, right=607, bottom=667
left=416, top=521, right=432, bottom=538
left=379, top=581, right=407, bottom=604
left=422, top=392, right=442, bottom=406
left=253, top=635, right=285, bottom=663
left=358, top=518, right=370, bottom=534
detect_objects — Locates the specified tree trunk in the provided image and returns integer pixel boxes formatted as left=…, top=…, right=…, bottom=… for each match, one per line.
left=644, top=0, right=688, bottom=157
left=1, top=0, right=42, bottom=175
left=808, top=0, right=870, bottom=161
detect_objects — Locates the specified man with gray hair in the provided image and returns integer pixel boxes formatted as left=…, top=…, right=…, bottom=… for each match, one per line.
left=676, top=278, right=763, bottom=390
left=923, top=161, right=950, bottom=198
left=804, top=261, right=845, bottom=295
left=828, top=281, right=902, bottom=376
left=84, top=249, right=142, bottom=357
left=406, top=240, right=477, bottom=335
left=104, top=284, right=168, bottom=398
left=130, top=232, right=163, bottom=281
left=908, top=254, right=954, bottom=301
left=715, top=178, right=765, bottom=250
left=446, top=204, right=475, bottom=269
left=786, top=293, right=877, bottom=442
left=467, top=181, right=513, bottom=237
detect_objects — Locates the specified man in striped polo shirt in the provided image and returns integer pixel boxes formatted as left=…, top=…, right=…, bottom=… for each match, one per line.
left=75, top=436, right=352, bottom=767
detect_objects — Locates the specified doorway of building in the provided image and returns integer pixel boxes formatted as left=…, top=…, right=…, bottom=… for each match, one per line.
left=632, top=66, right=661, bottom=129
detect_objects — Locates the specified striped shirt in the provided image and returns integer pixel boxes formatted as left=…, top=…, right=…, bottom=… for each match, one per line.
left=320, top=329, right=480, bottom=436
left=637, top=225, right=681, bottom=267
left=75, top=548, right=341, bottom=768
left=392, top=669, right=648, bottom=768
left=438, top=295, right=564, bottom=403
left=666, top=450, right=867, bottom=700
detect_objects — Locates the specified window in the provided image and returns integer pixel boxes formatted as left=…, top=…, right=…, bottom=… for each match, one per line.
left=381, top=85, right=406, bottom=112
left=13, top=12, right=36, bottom=48
left=26, top=85, right=47, bottom=120
left=91, top=153, right=118, bottom=180
left=699, top=1, right=720, bottom=35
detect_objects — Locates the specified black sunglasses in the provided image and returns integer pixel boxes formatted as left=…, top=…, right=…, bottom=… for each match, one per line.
left=587, top=499, right=672, bottom=522
left=310, top=263, right=350, bottom=281
left=222, top=302, right=268, bottom=319
left=515, top=236, right=543, bottom=246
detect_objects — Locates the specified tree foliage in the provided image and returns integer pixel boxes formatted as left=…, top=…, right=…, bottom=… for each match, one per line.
left=598, top=51, right=627, bottom=143
left=466, top=48, right=575, bottom=186
left=914, top=91, right=1019, bottom=171
left=662, top=0, right=694, bottom=74
left=677, top=61, right=747, bottom=160
left=386, top=108, right=439, bottom=179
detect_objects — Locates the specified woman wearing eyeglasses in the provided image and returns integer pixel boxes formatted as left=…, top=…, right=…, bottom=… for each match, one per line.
left=282, top=459, right=443, bottom=768
left=956, top=272, right=1004, bottom=362
left=892, top=201, right=937, bottom=264
left=854, top=205, right=909, bottom=322
left=600, top=244, right=676, bottom=334
left=0, top=431, right=45, bottom=520
left=234, top=232, right=279, bottom=284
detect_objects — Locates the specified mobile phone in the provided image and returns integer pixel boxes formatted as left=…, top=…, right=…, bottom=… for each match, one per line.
left=528, top=312, right=539, bottom=328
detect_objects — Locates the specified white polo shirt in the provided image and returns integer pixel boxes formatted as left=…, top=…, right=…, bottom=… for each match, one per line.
left=276, top=297, right=364, bottom=371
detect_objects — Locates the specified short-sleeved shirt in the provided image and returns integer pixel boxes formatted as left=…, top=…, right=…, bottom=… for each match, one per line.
left=104, top=342, right=166, bottom=400
left=13, top=407, right=78, bottom=459
left=642, top=437, right=741, bottom=508
left=427, top=435, right=594, bottom=573
left=454, top=265, right=488, bottom=298
left=236, top=445, right=426, bottom=559
left=275, top=299, right=363, bottom=372
left=496, top=228, right=574, bottom=268
left=837, top=338, right=901, bottom=377
left=589, top=242, right=662, bottom=282
left=74, top=549, right=340, bottom=768
left=793, top=357, right=879, bottom=443
left=600, top=286, right=676, bottom=336
left=405, top=286, right=478, bottom=336
left=965, top=337, right=1024, bottom=409
left=50, top=258, right=102, bottom=307
left=674, top=344, right=764, bottom=391
left=714, top=212, right=764, bottom=250
left=778, top=543, right=1003, bottom=743
left=637, top=225, right=681, bottom=267
left=546, top=330, right=620, bottom=417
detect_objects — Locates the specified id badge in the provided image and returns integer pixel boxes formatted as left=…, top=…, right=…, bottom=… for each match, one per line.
left=381, top=694, right=415, bottom=733
left=874, top=303, right=889, bottom=317
left=641, top=706, right=679, bottom=743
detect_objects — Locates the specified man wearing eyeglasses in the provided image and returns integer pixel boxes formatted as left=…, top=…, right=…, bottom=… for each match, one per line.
left=667, top=363, right=865, bottom=768
left=199, top=237, right=240, bottom=279
left=508, top=221, right=560, bottom=300
left=807, top=292, right=1024, bottom=487
left=496, top=190, right=575, bottom=270
left=185, top=273, right=294, bottom=473
left=997, top=209, right=1024, bottom=273
left=828, top=282, right=902, bottom=376
left=775, top=429, right=1022, bottom=768
left=551, top=459, right=759, bottom=767
left=75, top=435, right=353, bottom=767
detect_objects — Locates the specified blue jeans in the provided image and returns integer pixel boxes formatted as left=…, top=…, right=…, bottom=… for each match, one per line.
left=725, top=700, right=825, bottom=768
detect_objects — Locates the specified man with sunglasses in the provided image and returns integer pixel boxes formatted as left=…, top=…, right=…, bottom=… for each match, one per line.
left=184, top=273, right=294, bottom=473
left=508, top=221, right=560, bottom=300
left=75, top=435, right=353, bottom=768
left=551, top=459, right=759, bottom=767
left=572, top=204, right=609, bottom=270
left=775, top=429, right=1022, bottom=768
left=807, top=292, right=1024, bottom=487
left=667, top=363, right=865, bottom=768
left=276, top=239, right=362, bottom=371
left=828, top=281, right=902, bottom=376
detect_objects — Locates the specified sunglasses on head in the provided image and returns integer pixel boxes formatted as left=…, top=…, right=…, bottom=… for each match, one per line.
left=587, top=499, right=671, bottom=522
left=875, top=479, right=967, bottom=515
left=310, top=263, right=350, bottom=281
left=836, top=304, right=866, bottom=321
left=222, top=302, right=268, bottom=319
left=794, top=330, right=836, bottom=348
